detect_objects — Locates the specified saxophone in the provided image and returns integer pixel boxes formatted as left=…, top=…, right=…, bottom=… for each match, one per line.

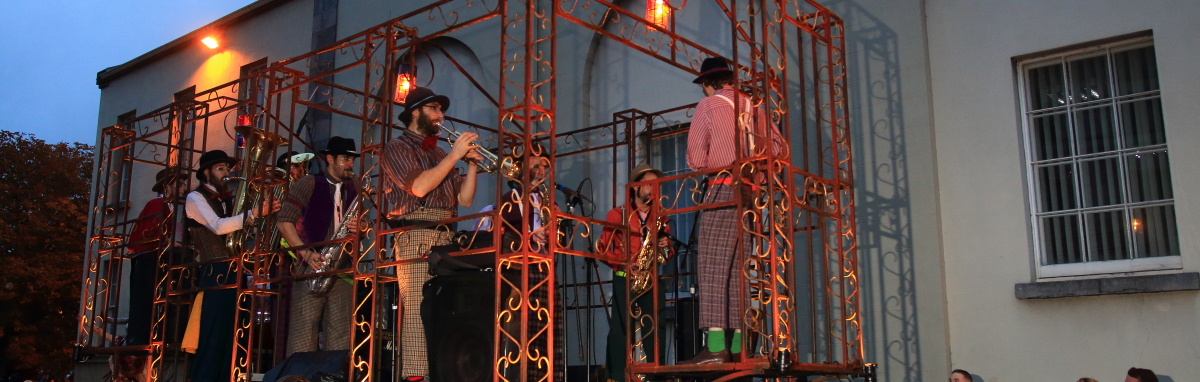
left=305, top=179, right=363, bottom=296
left=628, top=215, right=667, bottom=295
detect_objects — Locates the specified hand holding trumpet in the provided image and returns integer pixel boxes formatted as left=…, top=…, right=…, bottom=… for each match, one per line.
left=449, top=130, right=484, bottom=167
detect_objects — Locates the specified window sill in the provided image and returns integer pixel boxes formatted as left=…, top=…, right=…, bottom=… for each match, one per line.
left=1015, top=272, right=1199, bottom=300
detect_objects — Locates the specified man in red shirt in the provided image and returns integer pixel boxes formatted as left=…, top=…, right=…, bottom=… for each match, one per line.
left=125, top=167, right=189, bottom=346
left=598, top=164, right=672, bottom=380
left=683, top=57, right=786, bottom=364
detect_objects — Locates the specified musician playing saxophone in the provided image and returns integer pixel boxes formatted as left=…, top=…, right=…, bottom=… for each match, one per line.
left=275, top=136, right=361, bottom=356
left=597, top=163, right=673, bottom=382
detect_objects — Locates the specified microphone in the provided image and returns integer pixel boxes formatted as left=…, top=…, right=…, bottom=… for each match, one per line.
left=555, top=183, right=590, bottom=202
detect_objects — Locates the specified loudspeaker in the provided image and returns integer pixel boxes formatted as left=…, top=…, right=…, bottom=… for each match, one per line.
left=262, top=350, right=348, bottom=382
left=422, top=271, right=495, bottom=382
left=674, top=296, right=702, bottom=362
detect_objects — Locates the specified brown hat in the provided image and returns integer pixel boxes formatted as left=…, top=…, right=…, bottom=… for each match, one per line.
left=630, top=163, right=665, bottom=184
left=152, top=167, right=181, bottom=193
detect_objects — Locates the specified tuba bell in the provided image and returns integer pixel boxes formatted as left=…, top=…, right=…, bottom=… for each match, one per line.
left=225, top=125, right=289, bottom=254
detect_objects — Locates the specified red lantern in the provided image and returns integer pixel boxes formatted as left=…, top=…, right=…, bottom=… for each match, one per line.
left=646, top=0, right=670, bottom=28
left=394, top=64, right=415, bottom=104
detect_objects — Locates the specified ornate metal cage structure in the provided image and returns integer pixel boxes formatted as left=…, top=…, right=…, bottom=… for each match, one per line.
left=76, top=0, right=864, bottom=381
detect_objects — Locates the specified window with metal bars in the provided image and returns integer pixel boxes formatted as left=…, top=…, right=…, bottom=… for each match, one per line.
left=1019, top=37, right=1180, bottom=278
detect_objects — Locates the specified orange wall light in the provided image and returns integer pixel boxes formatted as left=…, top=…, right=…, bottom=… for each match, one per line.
left=394, top=64, right=415, bottom=103
left=201, top=37, right=220, bottom=49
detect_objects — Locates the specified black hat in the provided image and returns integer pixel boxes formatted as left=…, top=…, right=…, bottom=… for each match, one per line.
left=398, top=87, right=450, bottom=125
left=195, top=150, right=240, bottom=181
left=693, top=57, right=734, bottom=84
left=320, top=136, right=361, bottom=157
left=152, top=167, right=182, bottom=193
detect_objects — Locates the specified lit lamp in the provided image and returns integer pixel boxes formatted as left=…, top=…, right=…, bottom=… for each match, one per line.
left=394, top=64, right=415, bottom=104
left=645, top=0, right=670, bottom=28
left=201, top=36, right=220, bottom=49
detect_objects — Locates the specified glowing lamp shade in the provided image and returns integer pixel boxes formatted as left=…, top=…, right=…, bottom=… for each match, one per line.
left=645, top=0, right=670, bottom=28
left=201, top=37, right=219, bottom=49
left=394, top=64, right=416, bottom=104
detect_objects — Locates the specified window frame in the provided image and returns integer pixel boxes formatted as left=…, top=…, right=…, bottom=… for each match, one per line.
left=1016, top=36, right=1181, bottom=279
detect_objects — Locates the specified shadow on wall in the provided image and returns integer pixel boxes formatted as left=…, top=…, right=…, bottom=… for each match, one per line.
left=831, top=2, right=922, bottom=382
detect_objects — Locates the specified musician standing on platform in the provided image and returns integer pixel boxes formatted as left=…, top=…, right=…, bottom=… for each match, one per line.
left=380, top=87, right=481, bottom=379
left=277, top=150, right=316, bottom=182
left=682, top=57, right=786, bottom=365
left=184, top=150, right=279, bottom=381
left=125, top=167, right=189, bottom=346
left=498, top=145, right=552, bottom=250
left=598, top=164, right=672, bottom=381
left=276, top=137, right=360, bottom=356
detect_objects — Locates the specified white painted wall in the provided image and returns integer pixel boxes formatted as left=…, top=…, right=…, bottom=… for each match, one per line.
left=927, top=0, right=1200, bottom=380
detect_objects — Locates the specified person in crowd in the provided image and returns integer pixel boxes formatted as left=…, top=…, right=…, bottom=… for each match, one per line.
left=950, top=369, right=973, bottom=382
left=1126, top=367, right=1159, bottom=382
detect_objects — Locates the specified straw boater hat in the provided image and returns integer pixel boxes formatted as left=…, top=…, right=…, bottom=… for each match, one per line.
left=152, top=167, right=181, bottom=193
left=692, top=57, right=734, bottom=84
left=195, top=150, right=240, bottom=182
left=275, top=151, right=315, bottom=172
left=630, top=163, right=665, bottom=183
left=398, top=87, right=451, bottom=125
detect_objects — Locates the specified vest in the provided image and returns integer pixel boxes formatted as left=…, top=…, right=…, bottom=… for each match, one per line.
left=298, top=174, right=358, bottom=245
left=184, top=186, right=236, bottom=261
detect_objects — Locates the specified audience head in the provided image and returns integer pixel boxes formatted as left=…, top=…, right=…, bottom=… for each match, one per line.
left=949, top=369, right=973, bottom=382
left=1078, top=378, right=1098, bottom=382
left=1126, top=367, right=1158, bottom=382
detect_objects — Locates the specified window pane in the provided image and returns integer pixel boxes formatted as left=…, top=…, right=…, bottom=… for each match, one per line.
left=1069, top=54, right=1110, bottom=103
left=1079, top=157, right=1122, bottom=207
left=1073, top=106, right=1116, bottom=154
left=1031, top=113, right=1072, bottom=160
left=1120, top=98, right=1166, bottom=147
left=1130, top=205, right=1179, bottom=258
left=1113, top=45, right=1159, bottom=95
left=1041, top=215, right=1082, bottom=265
left=1125, top=151, right=1173, bottom=202
left=1036, top=163, right=1077, bottom=212
left=1027, top=63, right=1065, bottom=110
left=1084, top=210, right=1129, bottom=261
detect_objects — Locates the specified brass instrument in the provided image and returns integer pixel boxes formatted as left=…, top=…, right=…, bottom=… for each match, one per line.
left=436, top=121, right=520, bottom=179
left=629, top=215, right=668, bottom=295
left=305, top=177, right=363, bottom=296
left=224, top=125, right=289, bottom=254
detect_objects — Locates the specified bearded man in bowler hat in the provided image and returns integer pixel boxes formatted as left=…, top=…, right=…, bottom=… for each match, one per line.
left=276, top=136, right=362, bottom=356
left=183, top=149, right=279, bottom=381
left=380, top=87, right=482, bottom=379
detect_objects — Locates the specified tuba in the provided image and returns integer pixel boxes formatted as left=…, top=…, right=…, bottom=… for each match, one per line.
left=305, top=181, right=363, bottom=296
left=629, top=215, right=668, bottom=295
left=225, top=125, right=289, bottom=254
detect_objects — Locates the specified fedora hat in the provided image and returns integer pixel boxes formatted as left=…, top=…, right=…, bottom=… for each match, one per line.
left=319, top=136, right=361, bottom=157
left=398, top=87, right=450, bottom=125
left=195, top=150, right=240, bottom=181
left=693, top=57, right=734, bottom=84
left=152, top=167, right=181, bottom=193
left=630, top=163, right=665, bottom=183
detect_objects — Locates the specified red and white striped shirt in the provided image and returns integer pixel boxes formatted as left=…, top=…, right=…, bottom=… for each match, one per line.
left=686, top=86, right=787, bottom=171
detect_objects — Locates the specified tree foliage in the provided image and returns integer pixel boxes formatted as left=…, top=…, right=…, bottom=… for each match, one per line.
left=0, top=130, right=93, bottom=377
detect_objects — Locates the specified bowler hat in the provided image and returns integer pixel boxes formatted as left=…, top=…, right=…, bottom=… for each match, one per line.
left=152, top=167, right=181, bottom=193
left=195, top=150, right=240, bottom=181
left=693, top=57, right=734, bottom=84
left=398, top=87, right=450, bottom=125
left=319, top=136, right=361, bottom=157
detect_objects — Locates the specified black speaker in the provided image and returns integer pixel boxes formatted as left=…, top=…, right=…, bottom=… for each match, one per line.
left=674, top=296, right=702, bottom=362
left=262, top=350, right=348, bottom=382
left=422, top=271, right=495, bottom=382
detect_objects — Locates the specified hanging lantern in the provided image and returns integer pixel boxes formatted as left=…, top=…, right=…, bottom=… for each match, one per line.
left=645, top=0, right=670, bottom=28
left=394, top=64, right=415, bottom=104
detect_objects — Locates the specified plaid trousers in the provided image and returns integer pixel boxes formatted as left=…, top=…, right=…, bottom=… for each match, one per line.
left=697, top=184, right=746, bottom=330
left=391, top=208, right=454, bottom=378
left=286, top=274, right=353, bottom=356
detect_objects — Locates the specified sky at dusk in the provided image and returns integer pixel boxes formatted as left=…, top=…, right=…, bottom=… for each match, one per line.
left=0, top=0, right=256, bottom=145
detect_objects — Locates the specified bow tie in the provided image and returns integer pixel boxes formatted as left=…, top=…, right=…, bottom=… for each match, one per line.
left=217, top=191, right=235, bottom=200
left=421, top=135, right=439, bottom=151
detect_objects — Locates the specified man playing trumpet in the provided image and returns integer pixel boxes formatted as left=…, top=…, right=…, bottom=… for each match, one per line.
left=276, top=137, right=361, bottom=356
left=380, top=87, right=481, bottom=379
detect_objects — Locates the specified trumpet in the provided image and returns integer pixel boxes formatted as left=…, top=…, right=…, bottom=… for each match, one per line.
left=437, top=121, right=520, bottom=179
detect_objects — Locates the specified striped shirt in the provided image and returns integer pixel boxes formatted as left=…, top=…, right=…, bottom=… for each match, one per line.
left=686, top=86, right=787, bottom=171
left=380, top=129, right=464, bottom=218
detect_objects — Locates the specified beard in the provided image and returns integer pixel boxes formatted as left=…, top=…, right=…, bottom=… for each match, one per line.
left=416, top=111, right=439, bottom=137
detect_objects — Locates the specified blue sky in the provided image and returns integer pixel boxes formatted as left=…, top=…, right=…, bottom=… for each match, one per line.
left=0, top=0, right=255, bottom=145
